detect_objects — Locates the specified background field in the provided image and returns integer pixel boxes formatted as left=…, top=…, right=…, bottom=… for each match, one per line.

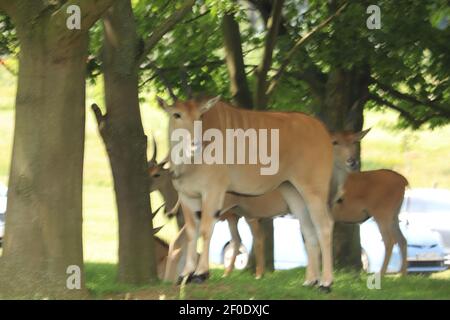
left=1, top=67, right=450, bottom=298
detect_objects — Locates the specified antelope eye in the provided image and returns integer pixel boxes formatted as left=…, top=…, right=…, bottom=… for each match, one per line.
left=173, top=113, right=181, bottom=119
left=152, top=174, right=160, bottom=178
left=332, top=141, right=338, bottom=145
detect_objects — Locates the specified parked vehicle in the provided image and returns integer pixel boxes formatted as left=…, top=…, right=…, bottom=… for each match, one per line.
left=360, top=218, right=447, bottom=273
left=210, top=211, right=448, bottom=274
left=401, top=188, right=450, bottom=264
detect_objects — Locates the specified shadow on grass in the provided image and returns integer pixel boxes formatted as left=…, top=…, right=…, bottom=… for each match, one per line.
left=85, top=262, right=150, bottom=298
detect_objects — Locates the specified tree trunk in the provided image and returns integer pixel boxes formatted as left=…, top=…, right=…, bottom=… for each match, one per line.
left=0, top=15, right=88, bottom=298
left=222, top=11, right=276, bottom=273
left=247, top=218, right=275, bottom=273
left=96, top=0, right=157, bottom=284
left=320, top=67, right=370, bottom=270
left=222, top=13, right=253, bottom=109
left=254, top=0, right=285, bottom=108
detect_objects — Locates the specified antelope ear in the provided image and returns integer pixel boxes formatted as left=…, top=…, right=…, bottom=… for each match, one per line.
left=354, top=128, right=371, bottom=141
left=200, top=95, right=221, bottom=114
left=156, top=96, right=171, bottom=113
left=159, top=161, right=170, bottom=170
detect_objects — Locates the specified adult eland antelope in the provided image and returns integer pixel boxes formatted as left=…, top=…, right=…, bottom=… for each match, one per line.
left=159, top=129, right=370, bottom=282
left=157, top=95, right=335, bottom=290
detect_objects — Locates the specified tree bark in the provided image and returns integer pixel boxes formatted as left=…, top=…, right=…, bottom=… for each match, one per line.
left=254, top=0, right=285, bottom=109
left=0, top=4, right=98, bottom=297
left=319, top=67, right=370, bottom=271
left=221, top=10, right=276, bottom=273
left=250, top=0, right=285, bottom=269
left=245, top=221, right=275, bottom=273
left=222, top=13, right=253, bottom=109
left=96, top=0, right=157, bottom=284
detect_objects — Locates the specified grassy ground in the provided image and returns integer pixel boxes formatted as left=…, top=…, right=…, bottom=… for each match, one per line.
left=1, top=66, right=450, bottom=299
left=86, top=263, right=450, bottom=300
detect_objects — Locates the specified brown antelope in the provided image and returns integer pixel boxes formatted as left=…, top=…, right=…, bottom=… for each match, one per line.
left=220, top=169, right=408, bottom=278
left=157, top=96, right=335, bottom=290
left=148, top=137, right=184, bottom=228
left=154, top=235, right=170, bottom=279
left=331, top=169, right=409, bottom=275
left=149, top=203, right=171, bottom=280
left=147, top=139, right=262, bottom=280
left=160, top=129, right=370, bottom=282
left=162, top=129, right=409, bottom=279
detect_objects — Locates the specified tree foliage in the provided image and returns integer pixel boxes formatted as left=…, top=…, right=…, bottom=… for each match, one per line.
left=120, top=0, right=450, bottom=128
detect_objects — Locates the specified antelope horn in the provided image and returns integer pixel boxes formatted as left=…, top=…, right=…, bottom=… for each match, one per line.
left=167, top=86, right=178, bottom=102
left=344, top=99, right=362, bottom=129
left=159, top=154, right=170, bottom=167
left=153, top=225, right=164, bottom=235
left=150, top=62, right=177, bottom=102
left=152, top=203, right=165, bottom=218
left=150, top=134, right=157, bottom=163
left=166, top=199, right=180, bottom=218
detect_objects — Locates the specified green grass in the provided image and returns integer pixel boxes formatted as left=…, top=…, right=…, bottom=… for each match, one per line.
left=1, top=64, right=450, bottom=299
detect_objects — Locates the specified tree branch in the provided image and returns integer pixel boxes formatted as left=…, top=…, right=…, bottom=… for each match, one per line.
left=139, top=0, right=195, bottom=63
left=142, top=59, right=223, bottom=71
left=183, top=9, right=210, bottom=24
left=372, top=78, right=450, bottom=118
left=266, top=2, right=348, bottom=97
left=254, top=0, right=285, bottom=109
left=369, top=93, right=431, bottom=128
left=91, top=103, right=106, bottom=126
left=223, top=12, right=254, bottom=109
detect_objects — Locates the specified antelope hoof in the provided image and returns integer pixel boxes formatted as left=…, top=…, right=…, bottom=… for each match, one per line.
left=318, top=285, right=332, bottom=294
left=176, top=273, right=194, bottom=285
left=302, top=280, right=319, bottom=287
left=191, top=272, right=210, bottom=284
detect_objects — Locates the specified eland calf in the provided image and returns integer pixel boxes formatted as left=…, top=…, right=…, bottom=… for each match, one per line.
left=331, top=169, right=409, bottom=275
